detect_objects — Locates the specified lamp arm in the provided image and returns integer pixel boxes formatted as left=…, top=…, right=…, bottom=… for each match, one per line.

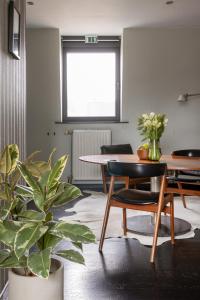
left=187, top=93, right=200, bottom=98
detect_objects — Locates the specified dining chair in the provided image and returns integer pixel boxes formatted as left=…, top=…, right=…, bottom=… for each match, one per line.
left=99, top=161, right=174, bottom=263
left=171, top=149, right=200, bottom=208
left=100, top=144, right=148, bottom=193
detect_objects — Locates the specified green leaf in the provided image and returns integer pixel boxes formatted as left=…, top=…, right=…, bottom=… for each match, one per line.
left=53, top=183, right=82, bottom=207
left=72, top=242, right=83, bottom=251
left=0, top=191, right=10, bottom=201
left=18, top=210, right=46, bottom=222
left=17, top=163, right=44, bottom=211
left=43, top=233, right=62, bottom=249
left=48, top=148, right=56, bottom=166
left=25, top=150, right=41, bottom=163
left=56, top=249, right=84, bottom=265
left=15, top=185, right=33, bottom=198
left=26, top=161, right=51, bottom=178
left=49, top=222, right=96, bottom=244
left=14, top=223, right=48, bottom=258
left=0, top=252, right=27, bottom=268
left=0, top=198, right=18, bottom=220
left=0, top=144, right=19, bottom=174
left=0, top=249, right=11, bottom=263
left=10, top=168, right=21, bottom=188
left=0, top=220, right=22, bottom=248
left=27, top=248, right=51, bottom=279
left=45, top=212, right=53, bottom=223
left=39, top=170, right=51, bottom=190
left=47, top=155, right=68, bottom=189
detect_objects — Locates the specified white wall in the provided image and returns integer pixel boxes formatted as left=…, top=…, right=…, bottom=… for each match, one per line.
left=26, top=28, right=200, bottom=179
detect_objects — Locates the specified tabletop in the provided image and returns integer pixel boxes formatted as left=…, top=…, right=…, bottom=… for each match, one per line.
left=79, top=154, right=200, bottom=171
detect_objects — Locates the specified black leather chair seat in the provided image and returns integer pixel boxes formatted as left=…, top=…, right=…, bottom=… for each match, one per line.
left=112, top=189, right=159, bottom=205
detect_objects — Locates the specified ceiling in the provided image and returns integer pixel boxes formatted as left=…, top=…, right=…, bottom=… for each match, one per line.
left=26, top=0, right=200, bottom=35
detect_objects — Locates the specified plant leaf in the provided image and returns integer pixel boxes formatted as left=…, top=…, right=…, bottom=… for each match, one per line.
left=17, top=163, right=44, bottom=211
left=0, top=220, right=22, bottom=248
left=15, top=185, right=33, bottom=198
left=53, top=183, right=82, bottom=207
left=72, top=242, right=83, bottom=251
left=0, top=144, right=19, bottom=174
left=0, top=252, right=27, bottom=268
left=0, top=249, right=11, bottom=263
left=49, top=222, right=96, bottom=244
left=14, top=223, right=48, bottom=258
left=43, top=233, right=62, bottom=249
left=56, top=249, right=84, bottom=265
left=0, top=198, right=18, bottom=220
left=25, top=150, right=41, bottom=163
left=18, top=210, right=46, bottom=222
left=48, top=148, right=56, bottom=166
left=27, top=248, right=51, bottom=279
left=47, top=155, right=68, bottom=189
left=26, top=161, right=51, bottom=178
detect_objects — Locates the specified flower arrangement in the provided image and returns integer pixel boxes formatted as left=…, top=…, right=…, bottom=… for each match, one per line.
left=137, top=112, right=168, bottom=160
left=138, top=112, right=168, bottom=141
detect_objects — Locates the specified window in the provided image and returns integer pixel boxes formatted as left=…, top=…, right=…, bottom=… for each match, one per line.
left=62, top=36, right=120, bottom=122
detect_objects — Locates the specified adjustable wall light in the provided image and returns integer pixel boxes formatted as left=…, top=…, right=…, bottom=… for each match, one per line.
left=177, top=93, right=200, bottom=102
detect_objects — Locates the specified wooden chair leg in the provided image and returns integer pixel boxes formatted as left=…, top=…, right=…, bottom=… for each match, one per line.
left=170, top=197, right=175, bottom=245
left=101, top=166, right=107, bottom=194
left=99, top=203, right=111, bottom=252
left=123, top=208, right=127, bottom=236
left=150, top=211, right=161, bottom=263
left=177, top=182, right=187, bottom=208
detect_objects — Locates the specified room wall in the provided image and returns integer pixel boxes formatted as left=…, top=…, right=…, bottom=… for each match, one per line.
left=122, top=28, right=200, bottom=152
left=26, top=28, right=200, bottom=180
left=0, top=0, right=26, bottom=295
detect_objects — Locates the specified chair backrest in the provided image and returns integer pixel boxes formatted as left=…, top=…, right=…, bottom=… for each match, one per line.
left=101, top=144, right=133, bottom=155
left=107, top=161, right=167, bottom=178
left=172, top=149, right=200, bottom=157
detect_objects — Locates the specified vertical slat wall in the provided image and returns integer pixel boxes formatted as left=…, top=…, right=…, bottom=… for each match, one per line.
left=0, top=0, right=26, bottom=295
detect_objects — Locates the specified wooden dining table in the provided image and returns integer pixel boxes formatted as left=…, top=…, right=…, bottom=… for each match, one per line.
left=79, top=154, right=200, bottom=237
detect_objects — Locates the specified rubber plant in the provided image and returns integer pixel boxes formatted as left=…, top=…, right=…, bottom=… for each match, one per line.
left=0, top=144, right=95, bottom=278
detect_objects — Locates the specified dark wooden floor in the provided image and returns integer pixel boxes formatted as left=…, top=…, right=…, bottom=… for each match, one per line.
left=64, top=231, right=200, bottom=300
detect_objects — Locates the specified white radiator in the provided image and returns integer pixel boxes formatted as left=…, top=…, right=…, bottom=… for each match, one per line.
left=72, top=129, right=111, bottom=181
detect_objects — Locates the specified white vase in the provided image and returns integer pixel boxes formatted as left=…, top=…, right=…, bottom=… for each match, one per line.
left=8, top=259, right=64, bottom=300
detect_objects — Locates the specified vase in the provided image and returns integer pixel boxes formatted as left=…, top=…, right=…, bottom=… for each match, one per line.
left=148, top=139, right=161, bottom=161
left=8, top=258, right=64, bottom=300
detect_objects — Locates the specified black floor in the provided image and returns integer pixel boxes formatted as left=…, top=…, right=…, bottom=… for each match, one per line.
left=63, top=232, right=200, bottom=300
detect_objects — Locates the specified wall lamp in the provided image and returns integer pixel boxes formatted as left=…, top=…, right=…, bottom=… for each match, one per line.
left=177, top=93, right=200, bottom=102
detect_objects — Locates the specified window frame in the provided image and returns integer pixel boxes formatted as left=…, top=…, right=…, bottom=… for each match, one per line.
left=62, top=36, right=121, bottom=122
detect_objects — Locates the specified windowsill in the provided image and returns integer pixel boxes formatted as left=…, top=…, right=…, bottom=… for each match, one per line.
left=55, top=121, right=129, bottom=124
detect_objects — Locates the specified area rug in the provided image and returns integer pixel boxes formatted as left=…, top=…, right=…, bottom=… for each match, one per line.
left=60, top=191, right=200, bottom=246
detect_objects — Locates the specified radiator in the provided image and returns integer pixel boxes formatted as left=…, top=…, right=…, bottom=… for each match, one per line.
left=72, top=129, right=111, bottom=181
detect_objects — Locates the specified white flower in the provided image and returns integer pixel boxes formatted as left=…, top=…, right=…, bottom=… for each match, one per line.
left=164, top=118, right=168, bottom=126
left=142, top=113, right=148, bottom=119
left=150, top=112, right=155, bottom=117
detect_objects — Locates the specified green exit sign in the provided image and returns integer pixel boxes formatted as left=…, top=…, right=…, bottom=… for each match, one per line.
left=85, top=35, right=98, bottom=44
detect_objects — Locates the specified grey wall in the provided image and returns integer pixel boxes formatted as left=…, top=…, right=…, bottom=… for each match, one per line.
left=26, top=28, right=200, bottom=180
left=0, top=0, right=26, bottom=295
left=122, top=28, right=200, bottom=152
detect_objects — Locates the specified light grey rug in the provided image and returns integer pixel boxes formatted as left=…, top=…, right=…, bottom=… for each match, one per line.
left=61, top=191, right=200, bottom=246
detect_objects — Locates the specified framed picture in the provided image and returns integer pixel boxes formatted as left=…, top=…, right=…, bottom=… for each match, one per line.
left=8, top=1, right=20, bottom=60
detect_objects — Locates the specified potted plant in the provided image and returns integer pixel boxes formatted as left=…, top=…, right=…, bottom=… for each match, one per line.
left=0, top=144, right=95, bottom=300
left=138, top=112, right=168, bottom=161
left=137, top=143, right=149, bottom=160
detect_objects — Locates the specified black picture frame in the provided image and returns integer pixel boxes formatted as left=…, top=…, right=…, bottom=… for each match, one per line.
left=8, top=1, right=20, bottom=60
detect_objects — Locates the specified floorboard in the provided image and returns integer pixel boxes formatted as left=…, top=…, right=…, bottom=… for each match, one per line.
left=63, top=231, right=200, bottom=300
